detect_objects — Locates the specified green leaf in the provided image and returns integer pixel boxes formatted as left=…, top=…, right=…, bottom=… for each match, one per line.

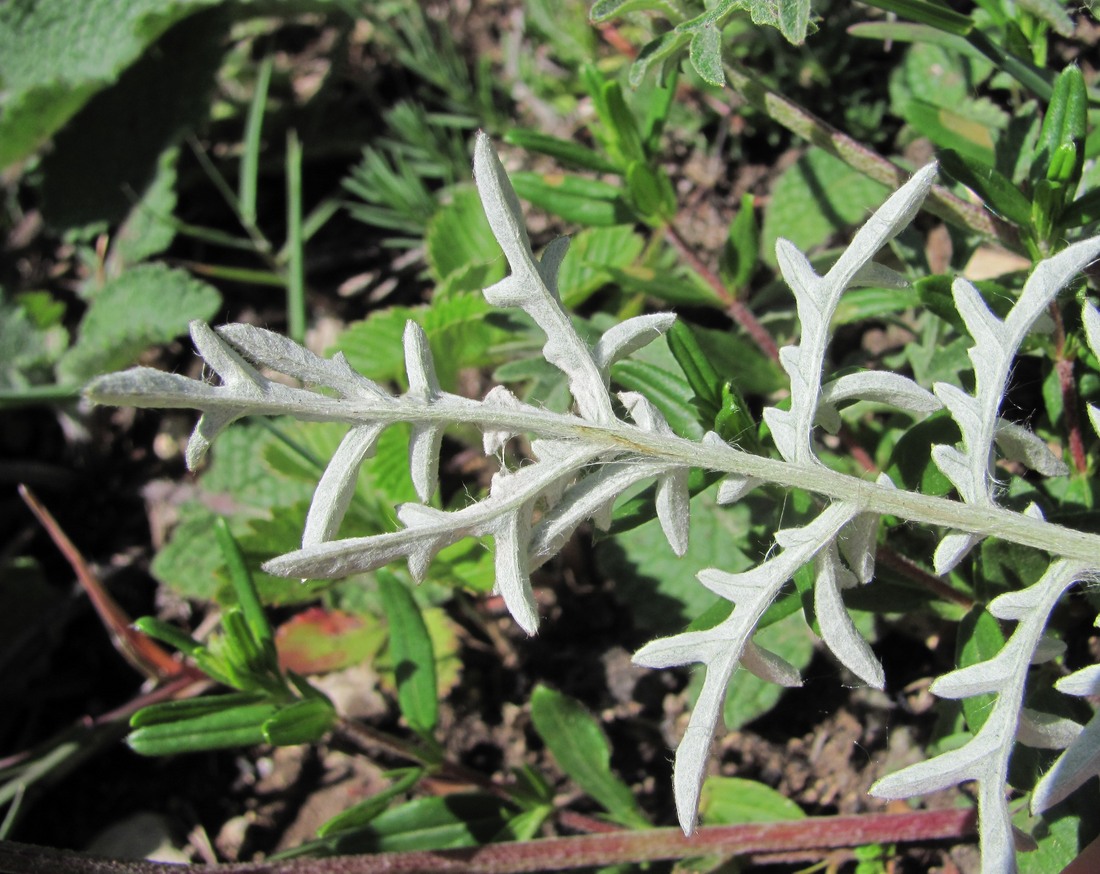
left=0, top=0, right=217, bottom=169
left=425, top=185, right=506, bottom=286
left=612, top=359, right=705, bottom=440
left=510, top=171, right=636, bottom=226
left=688, top=17, right=724, bottom=86
left=698, top=776, right=806, bottom=824
left=215, top=518, right=276, bottom=664
left=885, top=411, right=960, bottom=497
left=503, top=129, right=620, bottom=174
left=905, top=100, right=997, bottom=167
left=666, top=320, right=723, bottom=424
left=831, top=287, right=917, bottom=326
left=107, top=145, right=179, bottom=269
left=720, top=194, right=759, bottom=292
left=262, top=697, right=336, bottom=746
left=57, top=264, right=220, bottom=383
left=760, top=149, right=888, bottom=267
left=378, top=570, right=438, bottom=736
left=129, top=692, right=267, bottom=729
left=529, top=685, right=649, bottom=828
left=127, top=702, right=280, bottom=756
left=556, top=226, right=645, bottom=309
left=956, top=605, right=1006, bottom=732
left=132, top=616, right=204, bottom=659
left=36, top=9, right=226, bottom=235
left=300, top=794, right=517, bottom=855
left=317, top=768, right=424, bottom=837
left=938, top=150, right=1032, bottom=228
left=778, top=0, right=812, bottom=45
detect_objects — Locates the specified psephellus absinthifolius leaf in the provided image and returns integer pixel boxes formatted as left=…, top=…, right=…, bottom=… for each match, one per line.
left=88, top=132, right=1100, bottom=874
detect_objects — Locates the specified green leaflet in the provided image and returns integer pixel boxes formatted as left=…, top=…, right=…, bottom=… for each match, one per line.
left=378, top=570, right=439, bottom=736
left=56, top=264, right=220, bottom=383
left=698, top=776, right=806, bottom=824
left=529, top=685, right=649, bottom=828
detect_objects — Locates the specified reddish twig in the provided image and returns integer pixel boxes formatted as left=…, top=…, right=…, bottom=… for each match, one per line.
left=664, top=221, right=781, bottom=362
left=0, top=809, right=976, bottom=873
left=876, top=546, right=975, bottom=610
left=18, top=485, right=181, bottom=680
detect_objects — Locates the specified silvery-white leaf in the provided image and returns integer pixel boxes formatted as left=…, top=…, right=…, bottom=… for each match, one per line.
left=1082, top=302, right=1100, bottom=362
left=1031, top=634, right=1066, bottom=663
left=302, top=424, right=384, bottom=546
left=814, top=546, right=885, bottom=688
left=762, top=406, right=799, bottom=463
left=953, top=278, right=1006, bottom=353
left=594, top=313, right=677, bottom=373
left=717, top=474, right=760, bottom=504
left=930, top=443, right=977, bottom=504
left=1090, top=404, right=1100, bottom=438
left=989, top=584, right=1048, bottom=620
left=821, top=371, right=940, bottom=413
left=930, top=658, right=1006, bottom=699
left=530, top=460, right=668, bottom=561
left=814, top=402, right=842, bottom=435
left=1016, top=237, right=1100, bottom=333
left=620, top=391, right=674, bottom=434
left=535, top=236, right=571, bottom=299
left=673, top=652, right=739, bottom=834
left=741, top=640, right=803, bottom=687
left=993, top=421, right=1067, bottom=477
left=481, top=385, right=525, bottom=454
left=1055, top=664, right=1100, bottom=697
left=493, top=509, right=539, bottom=635
left=656, top=466, right=691, bottom=557
left=826, top=163, right=937, bottom=293
left=474, top=133, right=614, bottom=424
left=1023, top=502, right=1045, bottom=521
left=838, top=478, right=888, bottom=583
left=1031, top=717, right=1100, bottom=813
left=473, top=132, right=533, bottom=271
left=933, top=531, right=980, bottom=575
left=871, top=730, right=994, bottom=798
left=404, top=322, right=444, bottom=502
left=1017, top=708, right=1082, bottom=749
left=849, top=262, right=909, bottom=288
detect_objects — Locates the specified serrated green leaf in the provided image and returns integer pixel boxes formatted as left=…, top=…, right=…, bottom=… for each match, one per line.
left=699, top=776, right=806, bottom=824
left=107, top=145, right=179, bottom=269
left=778, top=0, right=812, bottom=45
left=37, top=10, right=226, bottom=235
left=957, top=605, right=1006, bottom=732
left=425, top=186, right=506, bottom=286
left=761, top=149, right=888, bottom=267
left=331, top=293, right=511, bottom=391
left=529, top=684, right=649, bottom=828
left=556, top=225, right=645, bottom=309
left=57, top=264, right=220, bottom=383
left=688, top=18, right=725, bottom=86
left=127, top=702, right=280, bottom=756
left=378, top=570, right=438, bottom=736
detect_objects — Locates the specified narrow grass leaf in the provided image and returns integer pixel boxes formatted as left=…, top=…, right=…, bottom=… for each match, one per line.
left=379, top=570, right=438, bottom=736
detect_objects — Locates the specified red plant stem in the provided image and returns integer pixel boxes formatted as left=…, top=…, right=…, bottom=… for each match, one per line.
left=876, top=546, right=975, bottom=609
left=664, top=221, right=781, bottom=362
left=0, top=809, right=976, bottom=874
left=17, top=484, right=181, bottom=680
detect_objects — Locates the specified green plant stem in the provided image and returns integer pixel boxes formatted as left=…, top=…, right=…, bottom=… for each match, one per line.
left=0, top=385, right=82, bottom=409
left=0, top=809, right=976, bottom=873
left=663, top=221, right=780, bottom=361
left=720, top=60, right=1022, bottom=252
left=285, top=130, right=306, bottom=344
